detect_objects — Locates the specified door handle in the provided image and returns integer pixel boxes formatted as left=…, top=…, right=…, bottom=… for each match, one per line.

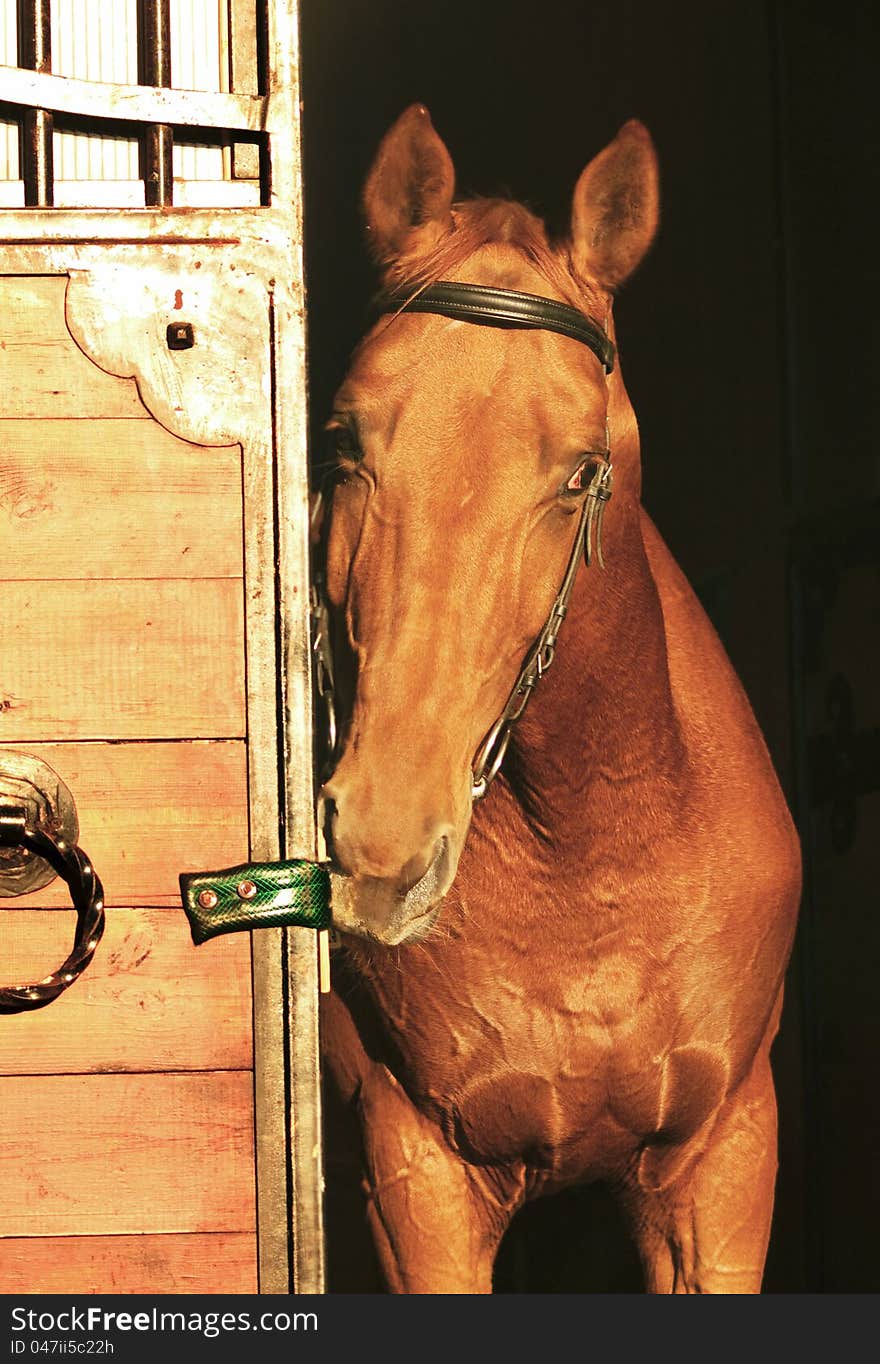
left=179, top=859, right=330, bottom=944
left=0, top=752, right=105, bottom=1014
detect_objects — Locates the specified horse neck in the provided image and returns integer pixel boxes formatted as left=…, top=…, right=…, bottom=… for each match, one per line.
left=504, top=485, right=687, bottom=854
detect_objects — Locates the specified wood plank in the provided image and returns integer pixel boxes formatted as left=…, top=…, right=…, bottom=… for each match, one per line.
left=0, top=1232, right=257, bottom=1294
left=0, top=276, right=147, bottom=419
left=4, top=741, right=248, bottom=908
left=0, top=909, right=252, bottom=1075
left=0, top=1072, right=256, bottom=1236
left=0, top=580, right=245, bottom=740
left=0, top=419, right=243, bottom=580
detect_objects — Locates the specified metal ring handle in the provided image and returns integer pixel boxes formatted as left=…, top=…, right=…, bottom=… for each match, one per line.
left=0, top=809, right=105, bottom=1014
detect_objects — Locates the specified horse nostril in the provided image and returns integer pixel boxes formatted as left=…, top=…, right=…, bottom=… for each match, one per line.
left=399, top=834, right=450, bottom=894
left=318, top=788, right=455, bottom=895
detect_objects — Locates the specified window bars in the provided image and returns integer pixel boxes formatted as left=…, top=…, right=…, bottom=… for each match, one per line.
left=1, top=0, right=264, bottom=207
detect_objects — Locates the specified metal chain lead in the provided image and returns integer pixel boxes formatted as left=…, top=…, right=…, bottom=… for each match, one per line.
left=310, top=460, right=612, bottom=803
left=470, top=458, right=613, bottom=799
left=310, top=573, right=338, bottom=773
left=309, top=486, right=340, bottom=778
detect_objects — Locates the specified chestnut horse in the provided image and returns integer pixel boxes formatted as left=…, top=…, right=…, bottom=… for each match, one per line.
left=318, top=106, right=800, bottom=1293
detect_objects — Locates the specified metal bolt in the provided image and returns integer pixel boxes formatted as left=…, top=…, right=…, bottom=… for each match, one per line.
left=237, top=879, right=257, bottom=901
left=166, top=321, right=195, bottom=350
left=198, top=888, right=219, bottom=910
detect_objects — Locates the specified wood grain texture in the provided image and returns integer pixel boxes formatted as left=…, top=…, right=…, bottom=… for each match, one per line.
left=0, top=579, right=245, bottom=740
left=0, top=1232, right=257, bottom=1294
left=0, top=277, right=146, bottom=420
left=4, top=741, right=248, bottom=908
left=0, top=419, right=243, bottom=580
left=0, top=909, right=253, bottom=1075
left=0, top=1071, right=256, bottom=1236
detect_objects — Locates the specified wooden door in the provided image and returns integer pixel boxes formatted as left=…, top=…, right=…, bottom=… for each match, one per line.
left=0, top=1, right=323, bottom=1295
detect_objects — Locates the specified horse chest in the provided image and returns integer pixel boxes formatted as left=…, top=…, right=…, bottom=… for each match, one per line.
left=370, top=938, right=679, bottom=1178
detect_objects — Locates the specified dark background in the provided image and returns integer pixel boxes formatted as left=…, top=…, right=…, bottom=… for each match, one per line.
left=299, top=0, right=879, bottom=1292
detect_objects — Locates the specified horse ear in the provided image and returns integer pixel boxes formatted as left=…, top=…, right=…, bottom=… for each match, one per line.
left=570, top=120, right=659, bottom=290
left=363, top=104, right=455, bottom=263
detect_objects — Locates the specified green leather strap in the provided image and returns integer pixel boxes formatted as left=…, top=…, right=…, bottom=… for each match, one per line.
left=179, top=859, right=331, bottom=945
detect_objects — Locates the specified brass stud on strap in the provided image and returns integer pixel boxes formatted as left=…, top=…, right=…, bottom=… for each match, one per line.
left=197, top=888, right=218, bottom=910
left=236, top=879, right=257, bottom=901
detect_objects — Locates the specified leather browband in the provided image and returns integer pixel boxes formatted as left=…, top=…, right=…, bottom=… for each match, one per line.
left=378, top=281, right=615, bottom=374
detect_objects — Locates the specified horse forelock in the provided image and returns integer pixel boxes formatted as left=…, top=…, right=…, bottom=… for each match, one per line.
left=380, top=197, right=606, bottom=321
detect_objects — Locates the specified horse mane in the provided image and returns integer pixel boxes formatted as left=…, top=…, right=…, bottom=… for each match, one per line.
left=380, top=197, right=605, bottom=321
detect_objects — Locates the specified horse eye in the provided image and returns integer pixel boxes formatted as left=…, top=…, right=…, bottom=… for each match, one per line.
left=563, top=459, right=594, bottom=496
left=325, top=421, right=362, bottom=463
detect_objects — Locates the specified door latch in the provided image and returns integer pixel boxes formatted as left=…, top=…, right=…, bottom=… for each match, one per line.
left=0, top=751, right=105, bottom=1014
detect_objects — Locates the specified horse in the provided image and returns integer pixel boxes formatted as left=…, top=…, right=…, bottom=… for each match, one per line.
left=316, top=105, right=801, bottom=1294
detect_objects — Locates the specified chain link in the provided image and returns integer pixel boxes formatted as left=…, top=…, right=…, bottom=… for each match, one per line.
left=310, top=575, right=338, bottom=774
left=310, top=459, right=612, bottom=803
left=470, top=458, right=613, bottom=799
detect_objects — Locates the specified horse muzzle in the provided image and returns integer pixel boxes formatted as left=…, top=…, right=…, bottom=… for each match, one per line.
left=320, top=782, right=461, bottom=944
left=328, top=835, right=454, bottom=945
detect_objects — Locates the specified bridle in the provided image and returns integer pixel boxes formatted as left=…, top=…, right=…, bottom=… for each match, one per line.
left=311, top=280, right=616, bottom=801
left=383, top=281, right=615, bottom=371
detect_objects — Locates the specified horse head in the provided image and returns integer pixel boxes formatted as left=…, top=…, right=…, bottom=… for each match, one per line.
left=318, top=105, right=658, bottom=945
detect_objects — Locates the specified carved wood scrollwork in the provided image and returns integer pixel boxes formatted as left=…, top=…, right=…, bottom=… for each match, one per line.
left=63, top=248, right=274, bottom=457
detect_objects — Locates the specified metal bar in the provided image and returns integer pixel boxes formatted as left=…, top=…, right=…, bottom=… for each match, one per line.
left=285, top=928, right=325, bottom=1292
left=251, top=931, right=291, bottom=1295
left=137, top=0, right=172, bottom=206
left=267, top=0, right=326, bottom=1295
left=0, top=64, right=271, bottom=132
left=0, top=207, right=281, bottom=244
left=16, top=0, right=53, bottom=206
left=228, top=0, right=260, bottom=180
